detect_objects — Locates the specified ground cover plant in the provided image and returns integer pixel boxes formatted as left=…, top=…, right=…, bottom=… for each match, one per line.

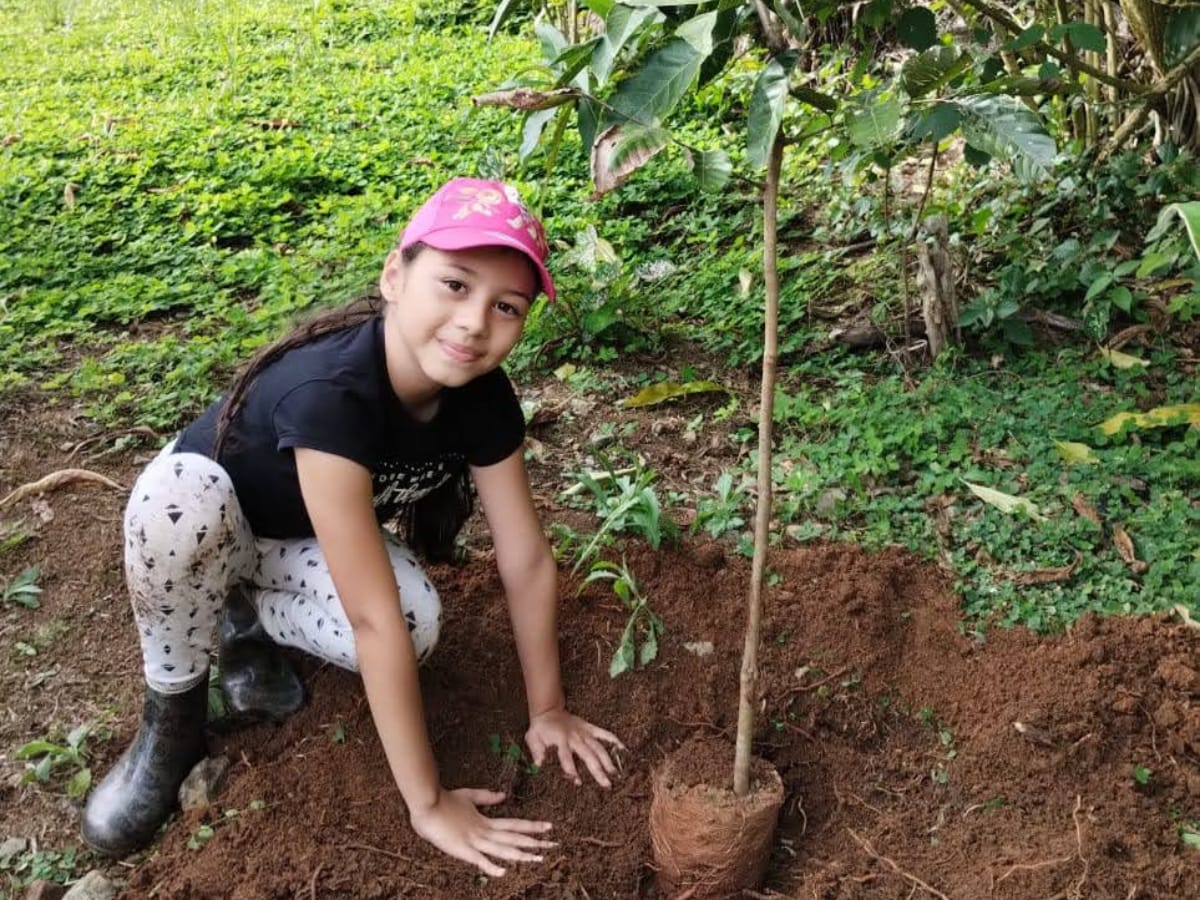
left=3, top=0, right=1200, bottom=897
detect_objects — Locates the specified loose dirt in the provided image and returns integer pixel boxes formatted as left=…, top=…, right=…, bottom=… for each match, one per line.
left=3, top=389, right=1200, bottom=900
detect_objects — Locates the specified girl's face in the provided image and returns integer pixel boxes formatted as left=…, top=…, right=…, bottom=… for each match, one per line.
left=379, top=244, right=537, bottom=402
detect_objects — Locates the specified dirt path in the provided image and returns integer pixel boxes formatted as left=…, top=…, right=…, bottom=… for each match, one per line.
left=3, top=390, right=1199, bottom=899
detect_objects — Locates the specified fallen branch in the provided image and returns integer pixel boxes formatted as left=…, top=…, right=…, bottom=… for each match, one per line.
left=846, top=828, right=950, bottom=899
left=0, top=468, right=124, bottom=510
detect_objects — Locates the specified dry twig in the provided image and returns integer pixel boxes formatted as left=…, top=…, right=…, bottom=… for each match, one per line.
left=336, top=841, right=412, bottom=862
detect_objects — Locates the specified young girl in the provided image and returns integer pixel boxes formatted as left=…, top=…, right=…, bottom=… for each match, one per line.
left=81, top=177, right=623, bottom=878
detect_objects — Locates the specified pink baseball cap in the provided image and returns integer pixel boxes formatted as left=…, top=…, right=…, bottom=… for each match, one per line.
left=399, top=177, right=556, bottom=302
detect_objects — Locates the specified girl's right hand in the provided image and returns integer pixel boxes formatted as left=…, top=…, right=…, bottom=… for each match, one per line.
left=409, top=787, right=556, bottom=877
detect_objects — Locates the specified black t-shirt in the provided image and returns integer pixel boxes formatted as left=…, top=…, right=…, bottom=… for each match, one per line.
left=176, top=317, right=524, bottom=539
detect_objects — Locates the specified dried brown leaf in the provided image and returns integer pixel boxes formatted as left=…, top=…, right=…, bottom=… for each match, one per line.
left=1008, top=551, right=1082, bottom=586
left=1112, top=525, right=1149, bottom=574
left=0, top=468, right=124, bottom=510
left=1071, top=493, right=1102, bottom=527
left=472, top=87, right=579, bottom=111
left=63, top=182, right=79, bottom=210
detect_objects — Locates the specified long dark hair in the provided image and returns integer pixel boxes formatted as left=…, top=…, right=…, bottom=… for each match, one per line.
left=211, top=243, right=473, bottom=562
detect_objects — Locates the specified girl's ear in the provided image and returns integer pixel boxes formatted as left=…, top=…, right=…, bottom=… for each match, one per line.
left=380, top=249, right=405, bottom=302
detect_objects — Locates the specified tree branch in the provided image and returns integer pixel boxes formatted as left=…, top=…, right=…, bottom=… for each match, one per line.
left=957, top=0, right=1142, bottom=94
left=1099, top=41, right=1200, bottom=160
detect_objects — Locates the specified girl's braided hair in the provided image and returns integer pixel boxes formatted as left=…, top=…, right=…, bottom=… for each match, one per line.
left=210, top=243, right=473, bottom=563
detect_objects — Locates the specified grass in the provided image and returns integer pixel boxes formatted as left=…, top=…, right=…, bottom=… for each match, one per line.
left=2, top=0, right=1196, bottom=632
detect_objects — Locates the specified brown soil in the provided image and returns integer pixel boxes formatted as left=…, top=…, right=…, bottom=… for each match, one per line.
left=4, top=386, right=1200, bottom=900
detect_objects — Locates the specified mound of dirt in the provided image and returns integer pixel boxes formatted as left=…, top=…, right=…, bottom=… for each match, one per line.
left=4, top=397, right=1199, bottom=900
left=114, top=541, right=1200, bottom=899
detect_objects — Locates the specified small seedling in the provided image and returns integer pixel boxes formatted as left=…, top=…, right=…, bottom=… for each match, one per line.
left=1179, top=819, right=1200, bottom=850
left=0, top=846, right=79, bottom=889
left=2, top=566, right=42, bottom=609
left=187, top=823, right=215, bottom=850
left=692, top=472, right=748, bottom=539
left=329, top=722, right=346, bottom=744
left=583, top=558, right=663, bottom=678
left=15, top=723, right=95, bottom=799
left=565, top=462, right=676, bottom=569
left=1133, top=765, right=1152, bottom=786
left=487, top=733, right=539, bottom=775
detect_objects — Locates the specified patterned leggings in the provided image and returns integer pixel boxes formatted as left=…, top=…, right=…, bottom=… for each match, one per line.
left=124, top=444, right=441, bottom=694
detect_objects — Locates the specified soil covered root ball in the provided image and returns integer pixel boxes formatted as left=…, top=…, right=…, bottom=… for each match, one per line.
left=649, top=735, right=785, bottom=898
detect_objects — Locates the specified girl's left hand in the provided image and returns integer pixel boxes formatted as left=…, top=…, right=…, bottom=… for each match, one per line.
left=526, top=710, right=625, bottom=788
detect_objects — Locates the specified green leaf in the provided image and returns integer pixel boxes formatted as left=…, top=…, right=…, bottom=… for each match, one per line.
left=897, top=7, right=938, bottom=51
left=535, top=20, right=568, bottom=61
left=618, top=380, right=727, bottom=408
left=848, top=95, right=904, bottom=149
left=33, top=755, right=54, bottom=782
left=1098, top=347, right=1146, bottom=369
left=1098, top=404, right=1200, bottom=435
left=963, top=480, right=1044, bottom=520
left=1165, top=9, right=1200, bottom=69
left=520, top=107, right=558, bottom=162
left=1136, top=250, right=1173, bottom=278
left=1048, top=21, right=1106, bottom=52
left=609, top=630, right=636, bottom=678
left=1159, top=202, right=1200, bottom=264
left=552, top=38, right=604, bottom=84
left=675, top=10, right=719, bottom=55
left=1038, top=60, right=1061, bottom=80
left=955, top=95, right=1055, bottom=181
left=699, top=6, right=741, bottom=87
left=1054, top=440, right=1098, bottom=464
left=15, top=740, right=63, bottom=759
left=1109, top=285, right=1133, bottom=313
left=963, top=144, right=992, bottom=168
left=639, top=626, right=659, bottom=666
left=747, top=51, right=797, bottom=168
left=66, top=724, right=90, bottom=751
left=487, top=0, right=522, bottom=40
left=67, top=767, right=92, bottom=800
left=610, top=37, right=703, bottom=126
left=592, top=4, right=659, bottom=86
left=1001, top=24, right=1044, bottom=52
left=1084, top=271, right=1114, bottom=302
left=911, top=102, right=961, bottom=142
left=1182, top=830, right=1200, bottom=850
left=688, top=149, right=732, bottom=193
left=900, top=46, right=965, bottom=98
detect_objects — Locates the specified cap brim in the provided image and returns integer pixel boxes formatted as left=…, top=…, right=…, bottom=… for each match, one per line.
left=417, top=227, right=556, bottom=303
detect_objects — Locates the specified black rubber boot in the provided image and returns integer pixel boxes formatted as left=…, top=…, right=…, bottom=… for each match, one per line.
left=81, top=679, right=208, bottom=857
left=217, top=586, right=305, bottom=721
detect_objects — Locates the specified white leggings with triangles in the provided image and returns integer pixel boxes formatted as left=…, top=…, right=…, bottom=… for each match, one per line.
left=124, top=443, right=441, bottom=694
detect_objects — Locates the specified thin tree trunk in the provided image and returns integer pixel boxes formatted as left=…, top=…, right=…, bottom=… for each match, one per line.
left=732, top=133, right=784, bottom=797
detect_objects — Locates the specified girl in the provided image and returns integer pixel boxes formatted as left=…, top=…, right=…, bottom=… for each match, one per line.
left=81, top=177, right=623, bottom=878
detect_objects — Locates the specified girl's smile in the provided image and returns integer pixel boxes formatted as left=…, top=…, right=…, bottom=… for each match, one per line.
left=379, top=244, right=537, bottom=410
